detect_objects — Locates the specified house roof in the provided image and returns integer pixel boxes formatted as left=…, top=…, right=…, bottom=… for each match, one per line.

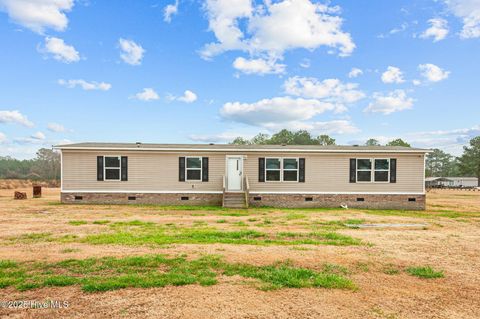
left=55, top=142, right=430, bottom=153
left=426, top=177, right=478, bottom=182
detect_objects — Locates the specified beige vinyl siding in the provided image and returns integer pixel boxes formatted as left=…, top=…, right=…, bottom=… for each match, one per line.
left=62, top=151, right=225, bottom=192
left=243, top=153, right=424, bottom=193
left=62, top=150, right=425, bottom=193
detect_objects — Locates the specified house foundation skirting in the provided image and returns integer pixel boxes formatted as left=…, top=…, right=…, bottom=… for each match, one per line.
left=61, top=192, right=223, bottom=206
left=61, top=192, right=425, bottom=210
left=248, top=193, right=425, bottom=210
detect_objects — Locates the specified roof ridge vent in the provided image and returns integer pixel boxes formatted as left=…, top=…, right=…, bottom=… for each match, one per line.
left=136, top=142, right=141, bottom=147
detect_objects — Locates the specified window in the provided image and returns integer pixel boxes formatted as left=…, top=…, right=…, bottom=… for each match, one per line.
left=374, top=159, right=390, bottom=182
left=283, top=158, right=299, bottom=182
left=186, top=157, right=202, bottom=181
left=104, top=156, right=121, bottom=181
left=356, top=159, right=372, bottom=182
left=265, top=158, right=281, bottom=181
left=356, top=158, right=390, bottom=183
left=265, top=158, right=299, bottom=182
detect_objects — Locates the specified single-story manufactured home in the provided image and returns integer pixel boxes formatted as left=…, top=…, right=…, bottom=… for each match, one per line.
left=55, top=143, right=429, bottom=210
left=425, top=177, right=479, bottom=188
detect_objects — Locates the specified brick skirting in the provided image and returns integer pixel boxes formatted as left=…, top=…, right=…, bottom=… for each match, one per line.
left=248, top=193, right=425, bottom=210
left=61, top=192, right=425, bottom=210
left=61, top=192, right=223, bottom=206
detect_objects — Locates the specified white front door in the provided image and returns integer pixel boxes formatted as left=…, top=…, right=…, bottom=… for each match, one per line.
left=227, top=157, right=243, bottom=191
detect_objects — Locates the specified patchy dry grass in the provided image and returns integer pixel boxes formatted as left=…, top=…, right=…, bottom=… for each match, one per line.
left=1, top=187, right=479, bottom=319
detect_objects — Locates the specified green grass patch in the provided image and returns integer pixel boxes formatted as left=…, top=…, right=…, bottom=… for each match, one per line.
left=406, top=266, right=444, bottom=279
left=216, top=219, right=227, bottom=223
left=79, top=224, right=362, bottom=247
left=92, top=220, right=110, bottom=225
left=11, top=221, right=362, bottom=247
left=0, top=255, right=354, bottom=292
left=68, top=220, right=88, bottom=226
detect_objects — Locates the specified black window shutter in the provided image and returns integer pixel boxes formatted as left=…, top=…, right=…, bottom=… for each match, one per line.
left=121, top=156, right=128, bottom=181
left=179, top=157, right=185, bottom=182
left=349, top=158, right=356, bottom=183
left=299, top=158, right=305, bottom=183
left=97, top=156, right=104, bottom=181
left=202, top=157, right=209, bottom=182
left=258, top=158, right=265, bottom=182
left=390, top=158, right=397, bottom=183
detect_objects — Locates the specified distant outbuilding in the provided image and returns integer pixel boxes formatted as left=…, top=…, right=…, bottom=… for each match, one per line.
left=425, top=177, right=479, bottom=188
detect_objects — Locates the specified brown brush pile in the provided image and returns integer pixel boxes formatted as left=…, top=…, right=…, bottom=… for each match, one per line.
left=0, top=179, right=60, bottom=189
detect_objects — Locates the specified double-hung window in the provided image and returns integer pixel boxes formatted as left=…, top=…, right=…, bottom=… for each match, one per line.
left=374, top=159, right=390, bottom=182
left=104, top=156, right=121, bottom=181
left=356, top=159, right=372, bottom=182
left=186, top=157, right=202, bottom=181
left=265, top=158, right=299, bottom=182
left=265, top=158, right=281, bottom=181
left=283, top=158, right=299, bottom=182
left=356, top=158, right=390, bottom=183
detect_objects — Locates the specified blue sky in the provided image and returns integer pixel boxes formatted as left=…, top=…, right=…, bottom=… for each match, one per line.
left=0, top=0, right=479, bottom=159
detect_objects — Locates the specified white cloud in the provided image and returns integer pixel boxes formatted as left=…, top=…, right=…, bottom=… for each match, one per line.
left=0, top=110, right=34, bottom=127
left=0, top=132, right=6, bottom=143
left=47, top=122, right=66, bottom=132
left=118, top=38, right=145, bottom=65
left=0, top=0, right=74, bottom=34
left=168, top=90, right=198, bottom=103
left=201, top=0, right=355, bottom=67
left=348, top=67, right=363, bottom=78
left=418, top=63, right=450, bottom=82
left=132, top=88, right=159, bottom=101
left=381, top=66, right=405, bottom=84
left=164, top=0, right=179, bottom=23
left=444, top=0, right=480, bottom=39
left=178, top=90, right=197, bottom=103
left=58, top=79, right=111, bottom=91
left=31, top=131, right=45, bottom=140
left=420, top=18, right=449, bottom=42
left=220, top=96, right=339, bottom=127
left=233, top=56, right=285, bottom=75
left=40, top=36, right=80, bottom=63
left=283, top=76, right=365, bottom=110
left=351, top=125, right=480, bottom=156
left=364, top=90, right=414, bottom=115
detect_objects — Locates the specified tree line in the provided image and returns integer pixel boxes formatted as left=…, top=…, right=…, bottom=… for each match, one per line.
left=232, top=130, right=480, bottom=184
left=231, top=129, right=413, bottom=147
left=0, top=148, right=60, bottom=180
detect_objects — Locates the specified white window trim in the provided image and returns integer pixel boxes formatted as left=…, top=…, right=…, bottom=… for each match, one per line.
left=356, top=158, right=390, bottom=183
left=374, top=158, right=390, bottom=183
left=265, top=157, right=299, bottom=183
left=104, top=156, right=121, bottom=181
left=185, top=156, right=202, bottom=182
left=282, top=158, right=299, bottom=182
left=265, top=157, right=282, bottom=182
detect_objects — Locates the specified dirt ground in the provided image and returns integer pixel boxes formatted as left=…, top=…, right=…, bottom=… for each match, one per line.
left=0, top=187, right=479, bottom=319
